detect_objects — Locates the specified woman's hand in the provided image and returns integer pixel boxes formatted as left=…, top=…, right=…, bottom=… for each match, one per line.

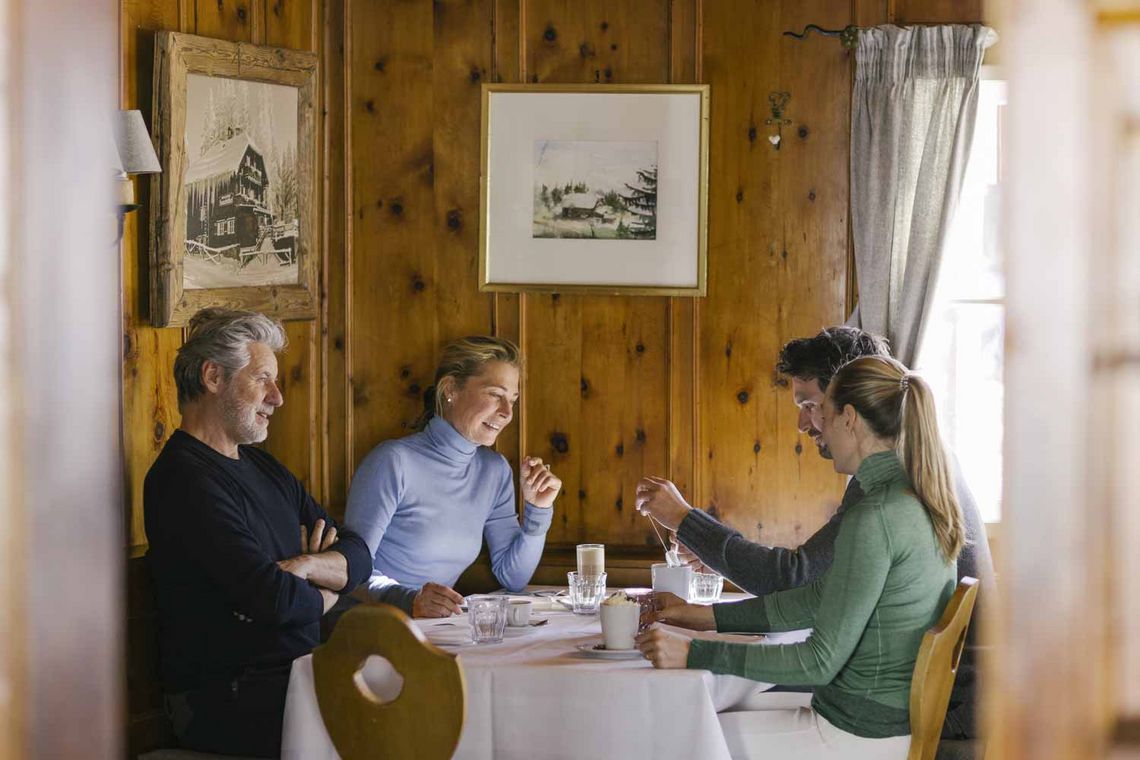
left=652, top=592, right=717, bottom=630
left=412, top=582, right=464, bottom=618
left=521, top=456, right=562, bottom=509
left=636, top=627, right=693, bottom=669
left=635, top=476, right=693, bottom=531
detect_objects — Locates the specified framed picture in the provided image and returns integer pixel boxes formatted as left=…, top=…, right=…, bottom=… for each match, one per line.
left=149, top=32, right=318, bottom=327
left=479, top=84, right=709, bottom=296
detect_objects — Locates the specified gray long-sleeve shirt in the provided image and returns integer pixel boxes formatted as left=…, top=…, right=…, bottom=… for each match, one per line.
left=676, top=460, right=995, bottom=740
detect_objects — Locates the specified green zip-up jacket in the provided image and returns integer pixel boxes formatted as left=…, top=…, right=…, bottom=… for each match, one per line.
left=686, top=451, right=956, bottom=738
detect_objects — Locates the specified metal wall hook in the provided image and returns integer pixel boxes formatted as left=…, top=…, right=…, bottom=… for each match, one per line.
left=765, top=92, right=791, bottom=149
left=783, top=24, right=860, bottom=49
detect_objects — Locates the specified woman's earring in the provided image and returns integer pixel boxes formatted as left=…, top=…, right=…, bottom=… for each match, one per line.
left=447, top=397, right=452, bottom=403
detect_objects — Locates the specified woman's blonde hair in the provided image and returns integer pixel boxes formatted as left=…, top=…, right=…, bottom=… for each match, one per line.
left=828, top=356, right=964, bottom=562
left=412, top=335, right=521, bottom=430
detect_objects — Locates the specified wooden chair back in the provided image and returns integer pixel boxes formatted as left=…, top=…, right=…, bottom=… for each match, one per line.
left=908, top=577, right=980, bottom=760
left=312, top=603, right=466, bottom=760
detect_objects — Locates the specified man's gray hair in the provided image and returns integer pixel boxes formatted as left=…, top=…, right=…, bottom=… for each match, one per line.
left=174, top=308, right=287, bottom=408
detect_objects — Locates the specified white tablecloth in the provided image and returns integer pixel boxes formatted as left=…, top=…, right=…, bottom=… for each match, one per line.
left=281, top=593, right=801, bottom=760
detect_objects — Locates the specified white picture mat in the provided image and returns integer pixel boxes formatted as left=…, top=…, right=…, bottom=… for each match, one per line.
left=485, top=92, right=702, bottom=287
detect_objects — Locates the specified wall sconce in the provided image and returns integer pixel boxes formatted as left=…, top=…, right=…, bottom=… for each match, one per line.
left=113, top=109, right=161, bottom=242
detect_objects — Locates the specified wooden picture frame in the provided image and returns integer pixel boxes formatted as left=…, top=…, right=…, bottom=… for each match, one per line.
left=149, top=31, right=318, bottom=327
left=479, top=84, right=709, bottom=296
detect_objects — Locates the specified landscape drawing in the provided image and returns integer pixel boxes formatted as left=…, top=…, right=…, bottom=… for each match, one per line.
left=532, top=140, right=658, bottom=240
left=182, top=74, right=300, bottom=289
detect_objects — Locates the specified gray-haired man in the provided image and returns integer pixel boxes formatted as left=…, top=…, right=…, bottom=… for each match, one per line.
left=145, top=308, right=372, bottom=758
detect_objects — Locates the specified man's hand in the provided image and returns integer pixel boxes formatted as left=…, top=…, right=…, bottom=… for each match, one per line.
left=651, top=592, right=717, bottom=630
left=301, top=519, right=338, bottom=554
left=636, top=627, right=693, bottom=669
left=670, top=533, right=709, bottom=573
left=277, top=554, right=312, bottom=581
left=412, top=582, right=465, bottom=618
left=521, top=456, right=562, bottom=509
left=278, top=542, right=349, bottom=592
left=635, top=476, right=693, bottom=531
left=319, top=588, right=339, bottom=614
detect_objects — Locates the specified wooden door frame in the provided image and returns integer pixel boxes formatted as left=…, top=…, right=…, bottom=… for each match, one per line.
left=0, top=0, right=123, bottom=758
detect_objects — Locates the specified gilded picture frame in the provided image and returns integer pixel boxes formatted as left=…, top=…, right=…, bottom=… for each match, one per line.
left=479, top=84, right=710, bottom=296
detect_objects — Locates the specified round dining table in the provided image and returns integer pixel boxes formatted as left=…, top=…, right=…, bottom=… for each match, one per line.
left=280, top=589, right=807, bottom=760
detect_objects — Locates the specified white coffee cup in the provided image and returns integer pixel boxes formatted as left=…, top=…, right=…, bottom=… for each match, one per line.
left=651, top=563, right=693, bottom=602
left=599, top=602, right=640, bottom=650
left=507, top=599, right=532, bottom=627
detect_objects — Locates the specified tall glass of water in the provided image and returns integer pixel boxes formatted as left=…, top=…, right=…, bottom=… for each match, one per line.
left=467, top=595, right=508, bottom=643
left=567, top=571, right=607, bottom=614
left=576, top=543, right=605, bottom=577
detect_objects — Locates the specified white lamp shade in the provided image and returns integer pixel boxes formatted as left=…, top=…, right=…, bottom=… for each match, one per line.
left=114, top=110, right=161, bottom=175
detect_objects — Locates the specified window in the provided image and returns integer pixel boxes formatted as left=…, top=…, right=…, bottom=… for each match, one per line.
left=215, top=217, right=236, bottom=236
left=916, top=68, right=1007, bottom=523
left=219, top=194, right=233, bottom=206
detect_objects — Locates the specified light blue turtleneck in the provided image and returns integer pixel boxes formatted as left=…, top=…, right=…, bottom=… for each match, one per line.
left=344, top=416, right=553, bottom=612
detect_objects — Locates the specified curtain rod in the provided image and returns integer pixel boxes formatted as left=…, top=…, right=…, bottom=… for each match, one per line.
left=784, top=23, right=978, bottom=49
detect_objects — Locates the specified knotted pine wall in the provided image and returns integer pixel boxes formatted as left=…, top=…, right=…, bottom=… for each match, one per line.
left=122, top=0, right=982, bottom=558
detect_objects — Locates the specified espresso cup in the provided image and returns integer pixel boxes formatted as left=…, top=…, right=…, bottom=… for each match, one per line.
left=651, top=563, right=693, bottom=602
left=507, top=599, right=532, bottom=627
left=599, top=600, right=640, bottom=650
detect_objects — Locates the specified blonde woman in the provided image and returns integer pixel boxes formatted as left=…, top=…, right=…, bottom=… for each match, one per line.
left=344, top=336, right=561, bottom=618
left=637, top=356, right=964, bottom=759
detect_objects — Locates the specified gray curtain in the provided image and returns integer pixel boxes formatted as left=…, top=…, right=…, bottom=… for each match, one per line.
left=848, top=24, right=997, bottom=365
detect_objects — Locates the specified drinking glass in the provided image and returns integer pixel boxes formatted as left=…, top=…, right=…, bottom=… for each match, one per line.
left=567, top=571, right=607, bottom=614
left=576, top=543, right=605, bottom=577
left=467, top=595, right=509, bottom=643
left=689, top=572, right=724, bottom=604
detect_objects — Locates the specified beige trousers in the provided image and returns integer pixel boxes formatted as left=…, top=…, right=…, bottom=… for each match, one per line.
left=718, top=707, right=911, bottom=760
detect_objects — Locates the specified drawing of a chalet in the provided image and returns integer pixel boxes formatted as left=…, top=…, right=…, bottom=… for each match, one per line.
left=184, top=133, right=294, bottom=267
left=558, top=193, right=604, bottom=220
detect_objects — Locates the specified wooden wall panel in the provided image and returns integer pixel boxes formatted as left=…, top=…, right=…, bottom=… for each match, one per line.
left=697, top=0, right=849, bottom=548
left=346, top=0, right=434, bottom=464
left=120, top=0, right=992, bottom=601
left=519, top=1, right=676, bottom=550
left=195, top=0, right=255, bottom=40
left=122, top=0, right=186, bottom=550
left=260, top=0, right=324, bottom=499
left=893, top=0, right=984, bottom=24
left=525, top=0, right=670, bottom=84
left=323, top=0, right=350, bottom=511
left=347, top=0, right=487, bottom=475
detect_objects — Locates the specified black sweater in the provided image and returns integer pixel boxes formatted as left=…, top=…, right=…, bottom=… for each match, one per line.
left=145, top=430, right=372, bottom=693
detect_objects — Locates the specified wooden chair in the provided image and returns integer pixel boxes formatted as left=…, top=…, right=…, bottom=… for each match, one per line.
left=908, top=577, right=980, bottom=760
left=311, top=603, right=466, bottom=760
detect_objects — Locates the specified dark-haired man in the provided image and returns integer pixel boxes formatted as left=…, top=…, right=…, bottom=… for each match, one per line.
left=635, top=326, right=994, bottom=740
left=145, top=308, right=373, bottom=758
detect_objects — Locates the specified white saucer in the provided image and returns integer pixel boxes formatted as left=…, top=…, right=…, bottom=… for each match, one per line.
left=574, top=641, right=645, bottom=660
